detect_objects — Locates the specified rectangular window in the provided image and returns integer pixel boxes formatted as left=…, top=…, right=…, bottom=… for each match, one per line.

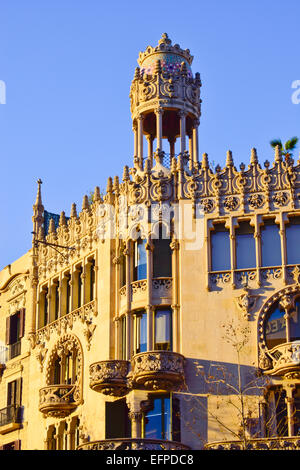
left=143, top=394, right=180, bottom=442
left=134, top=311, right=147, bottom=354
left=211, top=223, right=230, bottom=271
left=286, top=216, right=300, bottom=265
left=261, top=219, right=281, bottom=267
left=153, top=231, right=172, bottom=278
left=236, top=221, right=256, bottom=269
left=121, top=316, right=127, bottom=360
left=5, top=310, right=25, bottom=359
left=105, top=399, right=131, bottom=439
left=154, top=309, right=172, bottom=351
left=134, top=239, right=147, bottom=281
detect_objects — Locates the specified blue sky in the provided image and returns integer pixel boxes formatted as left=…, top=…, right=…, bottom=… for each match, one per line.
left=0, top=0, right=299, bottom=269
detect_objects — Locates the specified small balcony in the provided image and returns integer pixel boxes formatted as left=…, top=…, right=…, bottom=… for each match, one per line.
left=266, top=341, right=300, bottom=376
left=0, top=405, right=22, bottom=435
left=205, top=436, right=300, bottom=450
left=39, top=384, right=79, bottom=418
left=131, top=351, right=185, bottom=391
left=77, top=438, right=190, bottom=451
left=89, top=360, right=130, bottom=396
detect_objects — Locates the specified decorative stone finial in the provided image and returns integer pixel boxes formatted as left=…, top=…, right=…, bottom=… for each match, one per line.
left=202, top=153, right=209, bottom=170
left=59, top=211, right=67, bottom=227
left=158, top=33, right=172, bottom=46
left=48, top=218, right=56, bottom=234
left=123, top=165, right=130, bottom=181
left=226, top=150, right=233, bottom=167
left=106, top=176, right=113, bottom=193
left=82, top=195, right=90, bottom=211
left=154, top=59, right=162, bottom=75
left=35, top=178, right=43, bottom=207
left=275, top=144, right=282, bottom=163
left=250, top=148, right=258, bottom=165
left=70, top=203, right=77, bottom=218
left=93, top=186, right=101, bottom=202
left=113, top=176, right=120, bottom=192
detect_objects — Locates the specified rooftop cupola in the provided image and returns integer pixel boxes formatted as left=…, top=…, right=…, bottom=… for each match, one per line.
left=130, top=33, right=202, bottom=172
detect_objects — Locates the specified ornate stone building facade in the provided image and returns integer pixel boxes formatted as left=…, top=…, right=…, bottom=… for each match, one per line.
left=1, top=34, right=300, bottom=450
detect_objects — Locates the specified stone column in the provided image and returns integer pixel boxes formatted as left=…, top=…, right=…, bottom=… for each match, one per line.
left=155, top=108, right=163, bottom=151
left=188, top=133, right=193, bottom=171
left=179, top=110, right=186, bottom=154
left=168, top=137, right=176, bottom=159
left=137, top=114, right=144, bottom=168
left=192, top=119, right=199, bottom=165
left=125, top=241, right=131, bottom=360
left=133, top=121, right=138, bottom=159
left=170, top=239, right=180, bottom=352
left=284, top=384, right=295, bottom=437
left=146, top=238, right=153, bottom=351
left=146, top=135, right=154, bottom=168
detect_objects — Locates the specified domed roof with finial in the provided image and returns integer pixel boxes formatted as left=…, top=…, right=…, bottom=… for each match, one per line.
left=138, top=33, right=193, bottom=77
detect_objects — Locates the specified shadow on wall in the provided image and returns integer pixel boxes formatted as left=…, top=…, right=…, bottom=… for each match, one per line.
left=179, top=357, right=266, bottom=449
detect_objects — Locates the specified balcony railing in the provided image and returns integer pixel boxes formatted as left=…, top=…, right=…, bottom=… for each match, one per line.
left=39, top=384, right=79, bottom=418
left=266, top=341, right=300, bottom=375
left=205, top=436, right=300, bottom=450
left=89, top=360, right=130, bottom=396
left=131, top=351, right=185, bottom=391
left=77, top=438, right=190, bottom=451
left=0, top=405, right=22, bottom=434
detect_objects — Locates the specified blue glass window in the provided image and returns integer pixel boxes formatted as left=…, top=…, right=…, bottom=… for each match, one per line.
left=211, top=223, right=230, bottom=271
left=135, top=311, right=147, bottom=354
left=155, top=309, right=172, bottom=351
left=290, top=298, right=300, bottom=342
left=236, top=221, right=256, bottom=269
left=265, top=302, right=286, bottom=349
left=134, top=238, right=147, bottom=280
left=261, top=219, right=281, bottom=267
left=286, top=217, right=300, bottom=265
left=144, top=396, right=171, bottom=440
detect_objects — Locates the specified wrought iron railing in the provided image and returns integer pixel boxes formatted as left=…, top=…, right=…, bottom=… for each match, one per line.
left=0, top=405, right=22, bottom=427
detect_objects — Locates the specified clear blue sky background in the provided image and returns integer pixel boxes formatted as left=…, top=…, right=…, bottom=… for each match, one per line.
left=0, top=0, right=299, bottom=270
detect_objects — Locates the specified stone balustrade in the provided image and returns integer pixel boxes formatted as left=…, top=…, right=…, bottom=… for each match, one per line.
left=39, top=384, right=79, bottom=417
left=77, top=438, right=190, bottom=451
left=267, top=341, right=300, bottom=375
left=89, top=360, right=130, bottom=396
left=205, top=436, right=300, bottom=450
left=131, top=350, right=185, bottom=390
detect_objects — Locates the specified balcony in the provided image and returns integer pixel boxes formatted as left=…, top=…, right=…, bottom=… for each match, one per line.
left=77, top=438, right=190, bottom=451
left=39, top=384, right=79, bottom=418
left=266, top=342, right=300, bottom=376
left=0, top=405, right=22, bottom=435
left=131, top=351, right=185, bottom=391
left=205, top=436, right=300, bottom=450
left=89, top=360, right=130, bottom=396
left=119, top=278, right=173, bottom=313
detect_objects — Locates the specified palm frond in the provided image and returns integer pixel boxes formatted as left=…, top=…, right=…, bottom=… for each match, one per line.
left=285, top=136, right=298, bottom=151
left=270, top=139, right=282, bottom=149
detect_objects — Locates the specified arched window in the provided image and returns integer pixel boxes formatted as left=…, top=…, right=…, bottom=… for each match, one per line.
left=265, top=296, right=300, bottom=349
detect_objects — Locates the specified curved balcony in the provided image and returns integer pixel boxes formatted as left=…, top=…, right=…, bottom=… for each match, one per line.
left=77, top=438, right=190, bottom=451
left=266, top=341, right=300, bottom=376
left=205, top=436, right=300, bottom=450
left=119, top=278, right=173, bottom=313
left=89, top=360, right=130, bottom=396
left=131, top=351, right=185, bottom=391
left=39, top=384, right=79, bottom=418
